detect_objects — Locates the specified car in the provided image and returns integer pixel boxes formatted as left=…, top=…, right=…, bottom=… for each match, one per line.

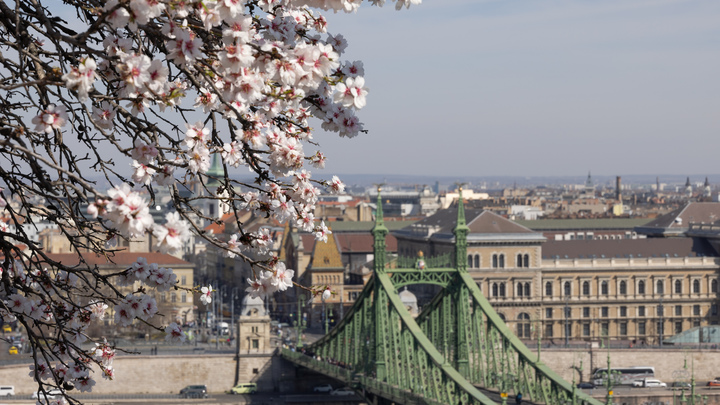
left=313, top=384, right=333, bottom=393
left=231, top=383, right=257, bottom=394
left=707, top=378, right=720, bottom=387
left=330, top=388, right=355, bottom=396
left=576, top=382, right=594, bottom=389
left=2, top=324, right=11, bottom=333
left=32, top=389, right=63, bottom=399
left=8, top=346, right=18, bottom=355
left=670, top=381, right=691, bottom=390
left=179, top=385, right=208, bottom=399
left=0, top=386, right=14, bottom=397
left=643, top=379, right=667, bottom=388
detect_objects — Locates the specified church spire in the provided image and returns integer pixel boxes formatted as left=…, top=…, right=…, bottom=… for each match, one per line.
left=206, top=153, right=224, bottom=187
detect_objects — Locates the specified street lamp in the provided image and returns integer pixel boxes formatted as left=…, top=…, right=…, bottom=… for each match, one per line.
left=294, top=293, right=307, bottom=348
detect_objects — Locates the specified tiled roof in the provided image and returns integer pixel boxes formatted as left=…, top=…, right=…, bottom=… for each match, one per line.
left=309, top=232, right=343, bottom=270
left=516, top=218, right=652, bottom=230
left=542, top=238, right=717, bottom=260
left=321, top=221, right=417, bottom=232
left=467, top=211, right=535, bottom=234
left=45, top=251, right=192, bottom=267
left=642, top=203, right=720, bottom=229
left=336, top=233, right=397, bottom=253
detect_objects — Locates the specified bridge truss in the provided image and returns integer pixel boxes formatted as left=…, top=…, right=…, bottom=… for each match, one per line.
left=282, top=190, right=603, bottom=405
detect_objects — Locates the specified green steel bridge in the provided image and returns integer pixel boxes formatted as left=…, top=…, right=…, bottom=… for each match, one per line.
left=281, top=190, right=605, bottom=405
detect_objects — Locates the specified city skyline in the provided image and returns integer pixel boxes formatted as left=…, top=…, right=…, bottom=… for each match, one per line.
left=312, top=0, right=720, bottom=178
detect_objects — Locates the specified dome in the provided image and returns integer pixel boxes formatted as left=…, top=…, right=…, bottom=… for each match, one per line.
left=399, top=287, right=418, bottom=316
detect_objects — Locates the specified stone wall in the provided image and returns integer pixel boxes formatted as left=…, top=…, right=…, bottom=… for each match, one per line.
left=0, top=353, right=283, bottom=395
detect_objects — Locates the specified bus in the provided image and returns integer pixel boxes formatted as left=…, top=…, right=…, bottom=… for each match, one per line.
left=592, top=366, right=655, bottom=386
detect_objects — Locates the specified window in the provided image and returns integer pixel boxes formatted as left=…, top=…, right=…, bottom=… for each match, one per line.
left=601, top=281, right=608, bottom=295
left=657, top=305, right=664, bottom=316
left=251, top=339, right=259, bottom=349
left=675, top=321, right=683, bottom=334
left=694, top=305, right=701, bottom=316
left=675, top=305, right=682, bottom=316
left=523, top=254, right=529, bottom=268
left=493, top=254, right=505, bottom=268
left=638, top=306, right=646, bottom=316
left=620, top=306, right=627, bottom=317
left=171, top=293, right=177, bottom=303
left=619, top=322, right=627, bottom=336
left=675, top=279, right=682, bottom=294
left=712, top=305, right=718, bottom=316
left=713, top=279, right=718, bottom=293
left=181, top=293, right=187, bottom=303
left=638, top=280, right=646, bottom=294
left=545, top=282, right=553, bottom=296
left=474, top=254, right=480, bottom=268
left=657, top=321, right=664, bottom=337
left=545, top=323, right=553, bottom=338
left=545, top=308, right=553, bottom=319
left=601, top=322, right=609, bottom=337
left=583, top=323, right=590, bottom=336
left=181, top=275, right=187, bottom=285
left=601, top=307, right=608, bottom=317
left=251, top=326, right=258, bottom=333
left=693, top=279, right=700, bottom=294
left=619, top=280, right=627, bottom=295
left=517, top=313, right=531, bottom=338
left=467, top=254, right=472, bottom=267
left=564, top=322, right=572, bottom=338
left=638, top=321, right=646, bottom=335
left=693, top=319, right=701, bottom=328
left=517, top=282, right=524, bottom=297
left=564, top=281, right=571, bottom=296
left=582, top=281, right=590, bottom=295
left=583, top=307, right=590, bottom=318
left=517, top=254, right=523, bottom=268
left=492, top=283, right=499, bottom=297
left=524, top=282, right=530, bottom=297
left=499, top=283, right=506, bottom=297
left=656, top=280, right=664, bottom=294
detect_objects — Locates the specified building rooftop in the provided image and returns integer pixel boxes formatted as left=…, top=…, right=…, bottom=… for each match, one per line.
left=542, top=237, right=717, bottom=260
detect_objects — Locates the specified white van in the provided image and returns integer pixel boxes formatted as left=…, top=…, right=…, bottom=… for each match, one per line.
left=0, top=386, right=15, bottom=396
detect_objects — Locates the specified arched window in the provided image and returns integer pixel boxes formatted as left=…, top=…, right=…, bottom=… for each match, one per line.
left=517, top=254, right=523, bottom=268
left=474, top=254, right=480, bottom=268
left=523, top=254, right=530, bottom=268
left=499, top=283, right=506, bottom=297
left=582, top=281, right=590, bottom=295
left=467, top=254, right=472, bottom=268
left=638, top=280, right=646, bottom=294
left=712, top=279, right=718, bottom=293
left=675, top=280, right=682, bottom=294
left=499, top=254, right=505, bottom=268
left=545, top=282, right=553, bottom=296
left=492, top=283, right=499, bottom=297
left=517, top=313, right=531, bottom=338
left=620, top=280, right=627, bottom=295
left=601, top=281, right=608, bottom=295
left=524, top=282, right=530, bottom=297
left=564, top=281, right=571, bottom=296
left=693, top=280, right=701, bottom=293
left=492, top=254, right=498, bottom=268
left=657, top=280, right=664, bottom=294
left=517, top=282, right=524, bottom=297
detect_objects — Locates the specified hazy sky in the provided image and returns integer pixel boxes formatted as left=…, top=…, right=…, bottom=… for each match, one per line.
left=312, top=0, right=720, bottom=178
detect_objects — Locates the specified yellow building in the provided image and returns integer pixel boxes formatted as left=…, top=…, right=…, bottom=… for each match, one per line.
left=394, top=205, right=720, bottom=346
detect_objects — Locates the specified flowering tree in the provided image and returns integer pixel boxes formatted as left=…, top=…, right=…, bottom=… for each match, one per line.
left=0, top=0, right=418, bottom=402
